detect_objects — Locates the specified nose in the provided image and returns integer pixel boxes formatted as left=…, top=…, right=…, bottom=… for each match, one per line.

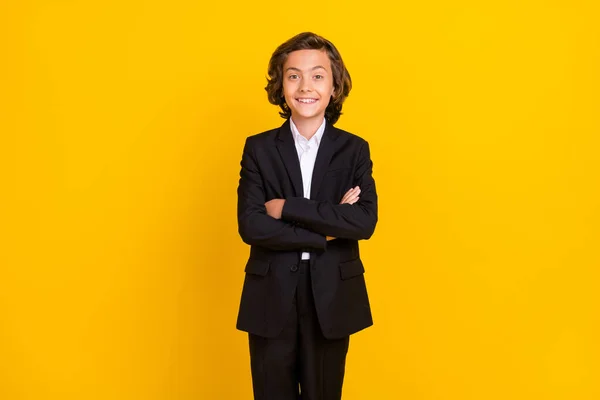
left=300, top=78, right=313, bottom=92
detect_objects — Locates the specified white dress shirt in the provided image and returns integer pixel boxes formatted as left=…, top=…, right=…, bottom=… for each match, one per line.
left=290, top=117, right=326, bottom=260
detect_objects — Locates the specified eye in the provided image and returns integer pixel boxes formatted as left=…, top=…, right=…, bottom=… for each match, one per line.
left=288, top=74, right=299, bottom=80
left=314, top=74, right=323, bottom=80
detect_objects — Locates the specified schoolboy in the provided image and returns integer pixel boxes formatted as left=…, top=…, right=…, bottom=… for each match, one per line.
left=236, top=31, right=378, bottom=400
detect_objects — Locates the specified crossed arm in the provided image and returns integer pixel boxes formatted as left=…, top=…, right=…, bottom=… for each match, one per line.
left=264, top=186, right=361, bottom=241
left=237, top=138, right=378, bottom=251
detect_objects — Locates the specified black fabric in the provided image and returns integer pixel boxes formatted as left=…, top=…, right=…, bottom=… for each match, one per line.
left=237, top=119, right=377, bottom=339
left=249, top=261, right=349, bottom=400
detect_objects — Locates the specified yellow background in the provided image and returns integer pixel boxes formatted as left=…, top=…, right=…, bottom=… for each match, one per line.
left=1, top=1, right=599, bottom=399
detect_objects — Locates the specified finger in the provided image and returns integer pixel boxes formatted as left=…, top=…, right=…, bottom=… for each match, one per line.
left=340, top=195, right=353, bottom=204
left=343, top=187, right=357, bottom=197
left=340, top=188, right=357, bottom=204
left=345, top=188, right=361, bottom=201
left=343, top=194, right=359, bottom=205
left=341, top=193, right=358, bottom=204
left=341, top=187, right=361, bottom=204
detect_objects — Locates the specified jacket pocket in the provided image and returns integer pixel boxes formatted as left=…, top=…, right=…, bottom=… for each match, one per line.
left=339, top=258, right=365, bottom=280
left=244, top=259, right=270, bottom=276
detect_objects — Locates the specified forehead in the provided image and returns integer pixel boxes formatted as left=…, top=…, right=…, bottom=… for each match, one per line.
left=284, top=49, right=331, bottom=71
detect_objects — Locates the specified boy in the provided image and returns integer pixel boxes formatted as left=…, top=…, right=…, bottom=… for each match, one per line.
left=236, top=32, right=378, bottom=400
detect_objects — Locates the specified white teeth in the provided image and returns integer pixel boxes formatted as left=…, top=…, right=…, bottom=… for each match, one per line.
left=298, top=98, right=317, bottom=104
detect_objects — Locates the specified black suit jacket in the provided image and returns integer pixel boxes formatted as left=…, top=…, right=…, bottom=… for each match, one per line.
left=236, top=119, right=378, bottom=339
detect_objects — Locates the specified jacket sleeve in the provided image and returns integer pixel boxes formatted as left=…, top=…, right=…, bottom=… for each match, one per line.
left=237, top=137, right=327, bottom=251
left=281, top=140, right=378, bottom=240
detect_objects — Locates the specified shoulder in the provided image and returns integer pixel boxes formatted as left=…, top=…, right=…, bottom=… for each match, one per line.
left=330, top=125, right=369, bottom=148
left=243, top=125, right=281, bottom=149
left=247, top=126, right=279, bottom=141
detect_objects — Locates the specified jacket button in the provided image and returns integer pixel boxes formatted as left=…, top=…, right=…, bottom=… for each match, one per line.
left=290, top=264, right=298, bottom=272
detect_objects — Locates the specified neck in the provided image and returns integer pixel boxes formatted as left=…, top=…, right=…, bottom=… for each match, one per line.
left=291, top=116, right=324, bottom=140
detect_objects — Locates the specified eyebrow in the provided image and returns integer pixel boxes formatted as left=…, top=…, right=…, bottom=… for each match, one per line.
left=285, top=65, right=328, bottom=73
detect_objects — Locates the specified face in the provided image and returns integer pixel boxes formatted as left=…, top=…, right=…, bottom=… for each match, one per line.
left=282, top=49, right=335, bottom=123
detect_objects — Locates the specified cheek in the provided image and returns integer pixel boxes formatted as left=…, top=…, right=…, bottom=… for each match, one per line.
left=320, top=82, right=334, bottom=97
left=322, top=86, right=334, bottom=104
left=282, top=83, right=295, bottom=99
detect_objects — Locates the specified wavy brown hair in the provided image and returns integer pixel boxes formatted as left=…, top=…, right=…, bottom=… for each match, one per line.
left=265, top=32, right=352, bottom=125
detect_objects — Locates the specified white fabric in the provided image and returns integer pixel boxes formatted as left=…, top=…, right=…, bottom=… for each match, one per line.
left=290, top=117, right=326, bottom=260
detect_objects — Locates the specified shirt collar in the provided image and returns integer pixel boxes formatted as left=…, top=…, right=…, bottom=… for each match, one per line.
left=290, top=117, right=326, bottom=145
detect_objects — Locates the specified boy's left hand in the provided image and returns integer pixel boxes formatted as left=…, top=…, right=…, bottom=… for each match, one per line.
left=265, top=199, right=285, bottom=219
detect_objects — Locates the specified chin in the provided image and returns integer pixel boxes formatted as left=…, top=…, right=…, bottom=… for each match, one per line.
left=292, top=111, right=325, bottom=121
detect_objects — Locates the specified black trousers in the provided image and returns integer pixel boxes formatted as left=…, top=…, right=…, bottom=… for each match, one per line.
left=248, top=260, right=350, bottom=400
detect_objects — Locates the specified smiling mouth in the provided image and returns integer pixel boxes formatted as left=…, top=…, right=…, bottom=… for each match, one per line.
left=296, top=98, right=318, bottom=104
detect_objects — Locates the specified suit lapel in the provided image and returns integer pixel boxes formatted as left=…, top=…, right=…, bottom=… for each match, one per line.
left=310, top=122, right=341, bottom=200
left=276, top=119, right=304, bottom=197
